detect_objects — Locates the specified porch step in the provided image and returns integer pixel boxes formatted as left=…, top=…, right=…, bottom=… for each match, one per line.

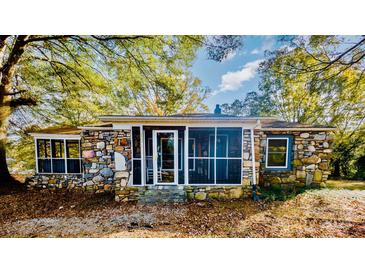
left=138, top=186, right=187, bottom=204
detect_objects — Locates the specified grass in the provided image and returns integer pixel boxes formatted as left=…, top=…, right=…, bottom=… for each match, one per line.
left=326, top=179, right=365, bottom=190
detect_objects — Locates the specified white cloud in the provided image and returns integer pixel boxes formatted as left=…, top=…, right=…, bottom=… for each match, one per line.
left=218, top=59, right=263, bottom=92
left=250, top=37, right=275, bottom=55
left=222, top=50, right=237, bottom=61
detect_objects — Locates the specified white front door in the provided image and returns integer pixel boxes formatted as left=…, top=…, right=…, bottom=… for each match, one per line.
left=152, top=130, right=178, bottom=185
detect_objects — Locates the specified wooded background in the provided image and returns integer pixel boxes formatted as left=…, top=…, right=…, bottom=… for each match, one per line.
left=2, top=35, right=364, bottom=183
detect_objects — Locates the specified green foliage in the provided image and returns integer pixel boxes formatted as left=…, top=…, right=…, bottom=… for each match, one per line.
left=221, top=91, right=273, bottom=116
left=223, top=36, right=365, bottom=179
left=4, top=35, right=242, bottom=172
left=7, top=132, right=35, bottom=173
left=5, top=36, right=208, bottom=171
left=259, top=187, right=306, bottom=201
left=259, top=37, right=365, bottom=179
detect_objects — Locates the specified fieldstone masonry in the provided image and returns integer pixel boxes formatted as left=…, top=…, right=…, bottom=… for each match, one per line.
left=114, top=185, right=252, bottom=203
left=26, top=127, right=334, bottom=202
left=258, top=130, right=333, bottom=188
left=27, top=129, right=132, bottom=193
left=82, top=129, right=131, bottom=192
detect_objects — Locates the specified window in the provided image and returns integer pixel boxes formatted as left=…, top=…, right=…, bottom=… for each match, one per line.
left=188, top=128, right=215, bottom=184
left=188, top=127, right=242, bottom=185
left=265, top=136, right=292, bottom=169
left=132, top=126, right=142, bottom=185
left=37, top=139, right=51, bottom=173
left=66, top=140, right=82, bottom=173
left=51, top=140, right=65, bottom=173
left=216, top=128, right=242, bottom=185
left=36, top=138, right=81, bottom=174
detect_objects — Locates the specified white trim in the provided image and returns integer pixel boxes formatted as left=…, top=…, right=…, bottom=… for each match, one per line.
left=141, top=126, right=145, bottom=186
left=250, top=129, right=257, bottom=185
left=131, top=126, right=145, bottom=186
left=178, top=138, right=183, bottom=170
left=63, top=139, right=67, bottom=174
left=152, top=130, right=179, bottom=185
left=50, top=138, right=53, bottom=173
left=78, top=126, right=113, bottom=130
left=214, top=127, right=217, bottom=183
left=34, top=137, right=39, bottom=174
left=184, top=126, right=189, bottom=185
left=265, top=137, right=289, bottom=169
left=112, top=124, right=132, bottom=130
left=241, top=127, right=244, bottom=184
left=152, top=130, right=156, bottom=183
left=79, top=139, right=82, bottom=176
left=130, top=126, right=134, bottom=185
left=30, top=133, right=81, bottom=139
left=35, top=137, right=82, bottom=175
left=174, top=131, right=178, bottom=185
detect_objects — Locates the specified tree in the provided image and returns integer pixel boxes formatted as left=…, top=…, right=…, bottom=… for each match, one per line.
left=0, top=35, right=242, bottom=185
left=221, top=91, right=272, bottom=117
left=258, top=36, right=365, bottom=178
left=222, top=36, right=365, bottom=178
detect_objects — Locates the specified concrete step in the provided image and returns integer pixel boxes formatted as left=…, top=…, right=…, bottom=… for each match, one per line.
left=138, top=186, right=187, bottom=204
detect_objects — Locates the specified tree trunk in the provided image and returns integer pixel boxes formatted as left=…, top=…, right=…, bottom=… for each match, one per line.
left=332, top=159, right=341, bottom=178
left=0, top=36, right=28, bottom=188
left=0, top=100, right=21, bottom=186
left=0, top=134, right=12, bottom=183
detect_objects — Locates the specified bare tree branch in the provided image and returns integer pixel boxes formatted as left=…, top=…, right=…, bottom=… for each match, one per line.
left=7, top=97, right=37, bottom=107
left=91, top=35, right=152, bottom=41
left=24, top=35, right=74, bottom=44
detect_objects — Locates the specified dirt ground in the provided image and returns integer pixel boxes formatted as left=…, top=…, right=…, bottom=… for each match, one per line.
left=0, top=184, right=364, bottom=238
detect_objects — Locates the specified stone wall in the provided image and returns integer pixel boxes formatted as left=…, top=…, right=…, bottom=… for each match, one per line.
left=259, top=130, right=333, bottom=188
left=82, top=129, right=131, bottom=192
left=27, top=129, right=132, bottom=193
left=26, top=128, right=334, bottom=200
left=115, top=185, right=252, bottom=203
left=26, top=174, right=85, bottom=191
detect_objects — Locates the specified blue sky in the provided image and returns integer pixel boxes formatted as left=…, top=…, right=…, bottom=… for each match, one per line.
left=191, top=36, right=281, bottom=111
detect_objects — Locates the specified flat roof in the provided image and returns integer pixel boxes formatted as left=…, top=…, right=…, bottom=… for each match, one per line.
left=28, top=116, right=336, bottom=136
left=98, top=113, right=278, bottom=123
left=98, top=114, right=335, bottom=130
left=261, top=120, right=336, bottom=131
left=29, top=126, right=82, bottom=135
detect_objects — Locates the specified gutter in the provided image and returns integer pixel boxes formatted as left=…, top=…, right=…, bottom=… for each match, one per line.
left=250, top=120, right=261, bottom=201
left=78, top=126, right=114, bottom=130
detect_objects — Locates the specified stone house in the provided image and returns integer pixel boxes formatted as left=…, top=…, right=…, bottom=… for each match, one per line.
left=27, top=105, right=335, bottom=202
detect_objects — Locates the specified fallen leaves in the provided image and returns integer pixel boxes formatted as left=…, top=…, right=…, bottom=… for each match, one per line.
left=0, top=188, right=364, bottom=238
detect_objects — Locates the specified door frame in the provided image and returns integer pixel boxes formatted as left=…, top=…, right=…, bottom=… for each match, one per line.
left=152, top=130, right=179, bottom=185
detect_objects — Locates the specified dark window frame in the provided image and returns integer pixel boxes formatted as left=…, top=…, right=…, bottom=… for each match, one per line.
left=188, top=127, right=242, bottom=185
left=265, top=135, right=293, bottom=171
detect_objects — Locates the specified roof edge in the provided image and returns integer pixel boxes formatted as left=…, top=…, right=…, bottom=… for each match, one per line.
left=98, top=115, right=279, bottom=122
left=262, top=127, right=336, bottom=131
